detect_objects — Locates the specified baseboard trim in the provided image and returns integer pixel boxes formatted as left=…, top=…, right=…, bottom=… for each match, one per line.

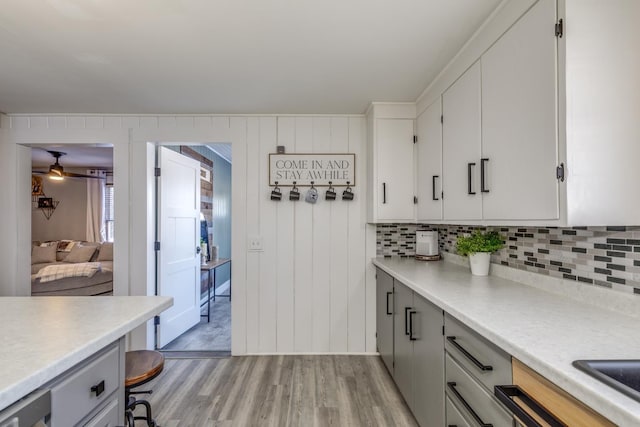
left=161, top=350, right=231, bottom=359
left=242, top=352, right=380, bottom=356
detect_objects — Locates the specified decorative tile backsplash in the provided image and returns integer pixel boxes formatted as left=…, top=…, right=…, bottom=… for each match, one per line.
left=377, top=224, right=640, bottom=294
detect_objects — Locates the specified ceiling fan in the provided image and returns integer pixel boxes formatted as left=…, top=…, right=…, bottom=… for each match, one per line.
left=33, top=151, right=105, bottom=180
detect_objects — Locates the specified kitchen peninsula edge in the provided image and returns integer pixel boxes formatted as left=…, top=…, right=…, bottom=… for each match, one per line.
left=0, top=296, right=172, bottom=411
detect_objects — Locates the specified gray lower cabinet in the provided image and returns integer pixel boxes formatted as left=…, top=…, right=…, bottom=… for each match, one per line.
left=376, top=268, right=394, bottom=375
left=393, top=280, right=444, bottom=427
left=444, top=313, right=512, bottom=427
left=49, top=338, right=125, bottom=427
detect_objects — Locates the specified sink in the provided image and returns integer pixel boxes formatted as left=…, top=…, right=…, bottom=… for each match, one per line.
left=573, top=360, right=640, bottom=403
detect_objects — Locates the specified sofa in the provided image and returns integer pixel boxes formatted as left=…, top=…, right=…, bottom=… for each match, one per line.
left=31, top=240, right=113, bottom=296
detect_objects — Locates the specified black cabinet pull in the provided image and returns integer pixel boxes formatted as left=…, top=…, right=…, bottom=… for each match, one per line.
left=382, top=183, right=387, bottom=204
left=91, top=380, right=105, bottom=397
left=481, top=158, right=490, bottom=193
left=404, top=307, right=411, bottom=335
left=432, top=175, right=440, bottom=201
left=409, top=311, right=417, bottom=341
left=447, top=382, right=493, bottom=427
left=495, top=385, right=567, bottom=427
left=446, top=336, right=493, bottom=371
left=385, top=292, right=392, bottom=315
left=467, top=163, right=476, bottom=195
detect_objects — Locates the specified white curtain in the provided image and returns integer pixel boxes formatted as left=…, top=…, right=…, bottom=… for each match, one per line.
left=86, top=170, right=107, bottom=242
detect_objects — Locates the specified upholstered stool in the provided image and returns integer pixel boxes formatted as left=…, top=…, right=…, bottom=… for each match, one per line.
left=125, top=350, right=165, bottom=427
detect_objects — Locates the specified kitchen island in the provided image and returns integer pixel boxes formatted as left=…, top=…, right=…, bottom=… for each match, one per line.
left=374, top=256, right=640, bottom=426
left=0, top=296, right=172, bottom=422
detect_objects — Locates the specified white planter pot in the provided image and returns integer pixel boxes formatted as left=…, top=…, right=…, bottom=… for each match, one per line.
left=469, top=252, right=491, bottom=276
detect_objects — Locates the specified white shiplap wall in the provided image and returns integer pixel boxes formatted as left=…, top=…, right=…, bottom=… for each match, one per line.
left=4, top=114, right=374, bottom=354
left=244, top=116, right=370, bottom=353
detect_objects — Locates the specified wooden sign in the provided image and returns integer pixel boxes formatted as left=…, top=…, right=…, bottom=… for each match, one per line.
left=269, top=153, right=355, bottom=187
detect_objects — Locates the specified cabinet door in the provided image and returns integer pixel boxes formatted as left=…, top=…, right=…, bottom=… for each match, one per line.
left=411, top=295, right=444, bottom=427
left=84, top=398, right=120, bottom=427
left=442, top=62, right=482, bottom=220
left=393, top=281, right=414, bottom=406
left=416, top=99, right=443, bottom=221
left=376, top=119, right=415, bottom=221
left=481, top=0, right=559, bottom=220
left=376, top=269, right=394, bottom=375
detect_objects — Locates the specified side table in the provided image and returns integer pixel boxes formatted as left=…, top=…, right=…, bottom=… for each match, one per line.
left=200, top=258, right=231, bottom=322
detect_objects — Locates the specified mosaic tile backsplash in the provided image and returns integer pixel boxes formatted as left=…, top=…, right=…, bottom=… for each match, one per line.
left=377, top=224, right=640, bottom=294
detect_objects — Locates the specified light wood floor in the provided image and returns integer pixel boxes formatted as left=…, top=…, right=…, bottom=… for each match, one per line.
left=137, top=355, right=418, bottom=426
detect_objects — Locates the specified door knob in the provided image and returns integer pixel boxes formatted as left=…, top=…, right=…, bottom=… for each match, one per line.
left=196, top=246, right=201, bottom=254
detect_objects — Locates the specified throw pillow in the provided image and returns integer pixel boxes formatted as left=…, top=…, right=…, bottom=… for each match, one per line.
left=97, top=242, right=113, bottom=261
left=63, top=245, right=97, bottom=263
left=32, top=245, right=57, bottom=264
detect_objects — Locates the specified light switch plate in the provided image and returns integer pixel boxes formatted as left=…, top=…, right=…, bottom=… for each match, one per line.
left=248, top=235, right=263, bottom=252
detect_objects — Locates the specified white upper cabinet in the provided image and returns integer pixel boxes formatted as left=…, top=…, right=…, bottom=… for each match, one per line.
left=442, top=62, right=483, bottom=221
left=416, top=99, right=443, bottom=221
left=366, top=103, right=416, bottom=223
left=562, top=0, right=640, bottom=225
left=481, top=0, right=559, bottom=220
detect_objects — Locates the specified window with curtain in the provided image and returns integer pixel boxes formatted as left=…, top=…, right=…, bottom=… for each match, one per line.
left=105, top=185, right=114, bottom=242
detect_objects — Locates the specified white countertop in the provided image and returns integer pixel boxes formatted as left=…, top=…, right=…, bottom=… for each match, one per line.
left=373, top=257, right=640, bottom=426
left=0, top=296, right=172, bottom=410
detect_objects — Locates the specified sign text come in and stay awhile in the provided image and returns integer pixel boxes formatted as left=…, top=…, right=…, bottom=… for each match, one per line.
left=269, top=153, right=355, bottom=186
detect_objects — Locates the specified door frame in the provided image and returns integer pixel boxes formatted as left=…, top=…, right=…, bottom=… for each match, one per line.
left=9, top=121, right=246, bottom=355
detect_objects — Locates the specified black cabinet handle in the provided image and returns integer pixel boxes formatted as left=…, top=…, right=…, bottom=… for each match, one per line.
left=91, top=380, right=105, bottom=397
left=404, top=307, right=411, bottom=335
left=481, top=158, right=490, bottom=193
left=467, top=163, right=476, bottom=195
left=382, top=183, right=387, bottom=204
left=446, top=336, right=493, bottom=371
left=409, top=311, right=417, bottom=341
left=495, top=385, right=566, bottom=427
left=447, top=382, right=493, bottom=427
left=385, top=292, right=392, bottom=315
left=432, top=175, right=440, bottom=201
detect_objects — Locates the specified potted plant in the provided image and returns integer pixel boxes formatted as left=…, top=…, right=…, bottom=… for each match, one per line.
left=456, top=230, right=504, bottom=276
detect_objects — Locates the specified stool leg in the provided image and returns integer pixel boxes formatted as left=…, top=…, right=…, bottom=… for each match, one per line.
left=142, top=399, right=154, bottom=427
left=126, top=409, right=135, bottom=427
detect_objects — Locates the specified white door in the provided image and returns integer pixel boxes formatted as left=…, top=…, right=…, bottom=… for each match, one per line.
left=416, top=99, right=443, bottom=221
left=481, top=0, right=558, bottom=220
left=442, top=61, right=482, bottom=220
left=376, top=119, right=415, bottom=221
left=157, top=147, right=201, bottom=348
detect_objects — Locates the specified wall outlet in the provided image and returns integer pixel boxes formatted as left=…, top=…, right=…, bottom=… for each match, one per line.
left=248, top=235, right=263, bottom=252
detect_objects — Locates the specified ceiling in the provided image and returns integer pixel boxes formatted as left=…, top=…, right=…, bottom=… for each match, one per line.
left=31, top=146, right=113, bottom=169
left=0, top=0, right=502, bottom=115
left=207, top=144, right=232, bottom=163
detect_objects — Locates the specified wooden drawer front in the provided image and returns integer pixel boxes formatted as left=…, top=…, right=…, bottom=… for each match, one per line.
left=446, top=354, right=513, bottom=427
left=445, top=313, right=511, bottom=390
left=83, top=397, right=120, bottom=427
left=512, top=358, right=615, bottom=427
left=51, top=345, right=120, bottom=427
left=446, top=396, right=473, bottom=427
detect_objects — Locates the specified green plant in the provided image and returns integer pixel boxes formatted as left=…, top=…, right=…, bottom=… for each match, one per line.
left=456, top=230, right=504, bottom=256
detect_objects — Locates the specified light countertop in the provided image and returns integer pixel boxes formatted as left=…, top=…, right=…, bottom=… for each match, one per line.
left=0, top=296, right=172, bottom=410
left=373, top=257, right=640, bottom=426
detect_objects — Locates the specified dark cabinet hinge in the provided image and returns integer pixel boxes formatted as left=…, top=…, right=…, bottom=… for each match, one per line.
left=413, top=135, right=417, bottom=144
left=154, top=167, right=161, bottom=177
left=414, top=196, right=418, bottom=204
left=555, top=19, right=563, bottom=38
left=154, top=241, right=161, bottom=251
left=440, top=115, right=443, bottom=124
left=154, top=315, right=160, bottom=325
left=556, top=163, right=565, bottom=182
left=442, top=325, right=445, bottom=336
